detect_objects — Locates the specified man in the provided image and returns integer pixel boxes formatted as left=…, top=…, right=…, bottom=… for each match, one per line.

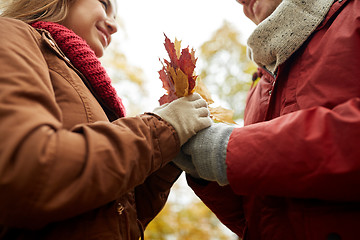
left=174, top=0, right=360, bottom=239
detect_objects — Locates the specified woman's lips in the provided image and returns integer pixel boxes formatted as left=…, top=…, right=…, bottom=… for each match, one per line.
left=97, top=27, right=109, bottom=48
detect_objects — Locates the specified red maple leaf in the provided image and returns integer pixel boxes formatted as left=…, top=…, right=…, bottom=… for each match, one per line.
left=158, top=34, right=198, bottom=105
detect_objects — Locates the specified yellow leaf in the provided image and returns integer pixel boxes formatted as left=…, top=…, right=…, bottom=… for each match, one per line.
left=194, top=78, right=214, bottom=104
left=190, top=48, right=196, bottom=64
left=174, top=38, right=182, bottom=60
left=168, top=67, right=189, bottom=97
left=209, top=106, right=236, bottom=124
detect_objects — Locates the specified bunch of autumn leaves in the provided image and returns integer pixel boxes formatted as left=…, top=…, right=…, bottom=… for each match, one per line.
left=158, top=34, right=235, bottom=124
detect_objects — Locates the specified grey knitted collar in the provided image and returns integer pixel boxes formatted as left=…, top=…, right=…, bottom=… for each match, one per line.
left=247, top=0, right=334, bottom=74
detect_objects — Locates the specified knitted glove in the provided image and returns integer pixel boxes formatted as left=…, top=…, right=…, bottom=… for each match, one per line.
left=172, top=151, right=199, bottom=178
left=181, top=123, right=235, bottom=186
left=153, top=93, right=212, bottom=145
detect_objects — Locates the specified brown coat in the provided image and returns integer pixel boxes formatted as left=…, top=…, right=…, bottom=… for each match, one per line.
left=0, top=17, right=181, bottom=239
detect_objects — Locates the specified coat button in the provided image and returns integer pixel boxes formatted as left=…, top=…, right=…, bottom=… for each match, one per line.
left=327, top=233, right=341, bottom=240
left=117, top=203, right=124, bottom=215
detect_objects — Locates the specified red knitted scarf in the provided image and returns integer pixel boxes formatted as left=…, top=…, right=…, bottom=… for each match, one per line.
left=31, top=21, right=126, bottom=118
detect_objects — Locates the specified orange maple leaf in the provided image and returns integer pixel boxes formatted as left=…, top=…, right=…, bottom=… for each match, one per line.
left=159, top=34, right=197, bottom=105
left=158, top=34, right=236, bottom=124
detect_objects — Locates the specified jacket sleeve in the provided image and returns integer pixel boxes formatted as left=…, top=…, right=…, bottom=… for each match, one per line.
left=0, top=19, right=179, bottom=229
left=226, top=98, right=360, bottom=201
left=186, top=176, right=246, bottom=237
left=135, top=162, right=182, bottom=228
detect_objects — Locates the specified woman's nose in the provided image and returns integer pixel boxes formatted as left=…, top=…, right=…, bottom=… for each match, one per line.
left=106, top=18, right=118, bottom=35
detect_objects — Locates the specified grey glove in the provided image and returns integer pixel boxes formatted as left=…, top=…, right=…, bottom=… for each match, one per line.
left=174, top=123, right=235, bottom=186
left=153, top=93, right=212, bottom=145
left=172, top=151, right=200, bottom=178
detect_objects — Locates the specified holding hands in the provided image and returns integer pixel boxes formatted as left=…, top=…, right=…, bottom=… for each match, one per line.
left=173, top=123, right=235, bottom=186
left=153, top=93, right=212, bottom=146
left=153, top=93, right=235, bottom=186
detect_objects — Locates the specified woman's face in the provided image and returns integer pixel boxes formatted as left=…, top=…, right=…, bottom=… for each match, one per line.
left=236, top=0, right=282, bottom=25
left=60, top=0, right=118, bottom=57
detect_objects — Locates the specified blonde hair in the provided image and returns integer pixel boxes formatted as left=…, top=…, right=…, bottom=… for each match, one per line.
left=0, top=0, right=73, bottom=23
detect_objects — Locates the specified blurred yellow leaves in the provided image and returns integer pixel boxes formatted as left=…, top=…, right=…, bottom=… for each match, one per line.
left=196, top=79, right=236, bottom=124
left=144, top=182, right=236, bottom=240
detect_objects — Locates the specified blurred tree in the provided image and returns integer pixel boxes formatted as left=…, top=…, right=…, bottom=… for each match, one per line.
left=145, top=176, right=239, bottom=240
left=197, top=20, right=257, bottom=122
left=101, top=15, right=149, bottom=117
left=101, top=37, right=148, bottom=117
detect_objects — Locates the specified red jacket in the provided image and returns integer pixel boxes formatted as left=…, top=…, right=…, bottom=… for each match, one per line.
left=188, top=0, right=360, bottom=239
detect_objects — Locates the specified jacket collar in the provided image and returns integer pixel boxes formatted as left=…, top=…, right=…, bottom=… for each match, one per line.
left=37, top=29, right=120, bottom=121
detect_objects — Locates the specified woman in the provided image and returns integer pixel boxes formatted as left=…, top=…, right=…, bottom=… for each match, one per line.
left=0, top=0, right=212, bottom=239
